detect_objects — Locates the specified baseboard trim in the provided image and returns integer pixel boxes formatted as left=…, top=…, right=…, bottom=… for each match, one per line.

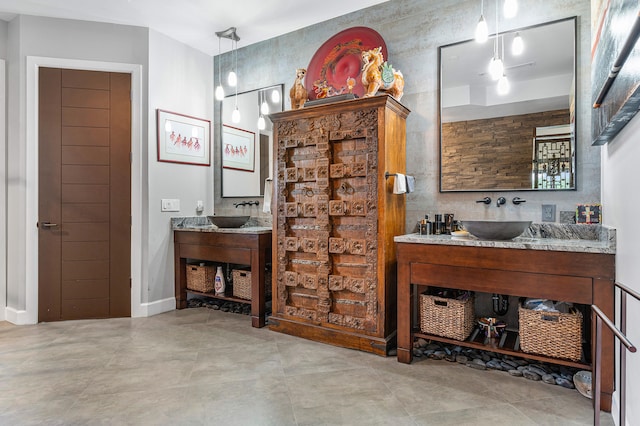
left=4, top=307, right=32, bottom=325
left=136, top=297, right=176, bottom=317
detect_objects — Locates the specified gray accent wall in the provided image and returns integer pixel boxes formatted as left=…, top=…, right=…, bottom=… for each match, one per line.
left=213, top=0, right=596, bottom=229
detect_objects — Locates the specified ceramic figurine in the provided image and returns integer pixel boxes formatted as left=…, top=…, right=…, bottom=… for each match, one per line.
left=290, top=68, right=308, bottom=109
left=361, top=47, right=404, bottom=101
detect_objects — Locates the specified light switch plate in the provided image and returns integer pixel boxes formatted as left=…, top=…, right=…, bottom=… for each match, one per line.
left=161, top=199, right=180, bottom=212
left=542, top=204, right=556, bottom=222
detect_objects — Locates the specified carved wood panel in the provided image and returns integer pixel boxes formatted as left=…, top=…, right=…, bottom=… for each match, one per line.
left=275, top=108, right=379, bottom=332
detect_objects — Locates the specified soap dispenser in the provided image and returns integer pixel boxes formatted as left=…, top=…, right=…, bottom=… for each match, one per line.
left=214, top=266, right=226, bottom=295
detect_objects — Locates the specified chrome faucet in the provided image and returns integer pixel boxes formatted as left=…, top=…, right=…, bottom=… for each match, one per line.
left=496, top=197, right=506, bottom=207
left=233, top=200, right=260, bottom=208
left=476, top=197, right=491, bottom=205
left=512, top=197, right=526, bottom=205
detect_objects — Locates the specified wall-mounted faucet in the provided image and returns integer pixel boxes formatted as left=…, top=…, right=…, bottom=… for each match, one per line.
left=233, top=200, right=260, bottom=208
left=476, top=197, right=491, bottom=205
left=512, top=197, right=526, bottom=205
left=496, top=197, right=506, bottom=207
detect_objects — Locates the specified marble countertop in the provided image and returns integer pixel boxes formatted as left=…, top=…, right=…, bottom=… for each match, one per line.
left=171, top=216, right=272, bottom=234
left=395, top=224, right=616, bottom=254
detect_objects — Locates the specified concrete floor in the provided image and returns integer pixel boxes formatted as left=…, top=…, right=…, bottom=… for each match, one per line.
left=0, top=308, right=614, bottom=425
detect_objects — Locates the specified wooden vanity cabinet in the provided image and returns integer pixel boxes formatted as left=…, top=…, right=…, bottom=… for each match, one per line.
left=174, top=230, right=272, bottom=327
left=396, top=242, right=616, bottom=411
left=268, top=95, right=410, bottom=355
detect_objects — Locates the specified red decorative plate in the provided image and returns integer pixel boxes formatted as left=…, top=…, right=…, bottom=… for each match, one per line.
left=305, top=27, right=387, bottom=100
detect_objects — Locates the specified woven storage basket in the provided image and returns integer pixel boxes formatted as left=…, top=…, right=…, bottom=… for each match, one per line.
left=420, top=293, right=475, bottom=341
left=232, top=268, right=272, bottom=300
left=518, top=305, right=582, bottom=361
left=186, top=264, right=215, bottom=293
left=232, top=269, right=252, bottom=300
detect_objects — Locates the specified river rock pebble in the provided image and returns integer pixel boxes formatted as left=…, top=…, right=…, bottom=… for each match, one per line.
left=542, top=374, right=556, bottom=384
left=523, top=370, right=541, bottom=381
left=508, top=369, right=523, bottom=377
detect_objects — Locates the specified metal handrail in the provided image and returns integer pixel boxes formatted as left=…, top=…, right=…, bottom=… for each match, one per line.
left=591, top=281, right=639, bottom=426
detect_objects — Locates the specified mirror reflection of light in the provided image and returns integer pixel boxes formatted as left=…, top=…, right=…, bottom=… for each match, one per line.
left=231, top=106, right=241, bottom=123
left=228, top=70, right=237, bottom=87
left=164, top=121, right=172, bottom=132
left=215, top=85, right=225, bottom=101
left=504, top=0, right=518, bottom=18
left=497, top=74, right=510, bottom=95
left=261, top=101, right=270, bottom=115
left=475, top=15, right=488, bottom=43
left=512, top=32, right=524, bottom=55
left=488, top=57, right=504, bottom=80
left=257, top=115, right=266, bottom=130
left=271, top=89, right=280, bottom=103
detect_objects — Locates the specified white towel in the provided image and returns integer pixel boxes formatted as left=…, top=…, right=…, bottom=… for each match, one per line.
left=406, top=175, right=415, bottom=193
left=393, top=173, right=407, bottom=194
left=262, top=179, right=272, bottom=214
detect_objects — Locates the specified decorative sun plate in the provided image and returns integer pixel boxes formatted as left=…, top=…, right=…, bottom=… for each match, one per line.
left=305, top=27, right=387, bottom=101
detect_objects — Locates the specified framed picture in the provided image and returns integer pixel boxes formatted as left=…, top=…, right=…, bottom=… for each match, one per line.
left=157, top=109, right=210, bottom=166
left=222, top=125, right=255, bottom=172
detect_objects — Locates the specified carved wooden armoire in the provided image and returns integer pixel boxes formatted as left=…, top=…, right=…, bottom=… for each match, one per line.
left=268, top=95, right=410, bottom=355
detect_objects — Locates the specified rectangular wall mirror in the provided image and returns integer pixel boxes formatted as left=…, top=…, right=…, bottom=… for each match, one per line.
left=439, top=17, right=576, bottom=192
left=221, top=84, right=283, bottom=197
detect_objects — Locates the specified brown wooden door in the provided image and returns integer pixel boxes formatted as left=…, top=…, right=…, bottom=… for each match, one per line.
left=38, top=68, right=131, bottom=321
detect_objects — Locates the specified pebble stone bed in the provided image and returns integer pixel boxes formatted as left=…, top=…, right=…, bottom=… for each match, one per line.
left=412, top=337, right=580, bottom=391
left=187, top=297, right=254, bottom=315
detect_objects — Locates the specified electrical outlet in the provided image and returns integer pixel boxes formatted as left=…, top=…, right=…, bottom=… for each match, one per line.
left=196, top=200, right=204, bottom=213
left=161, top=199, right=180, bottom=212
left=542, top=204, right=556, bottom=222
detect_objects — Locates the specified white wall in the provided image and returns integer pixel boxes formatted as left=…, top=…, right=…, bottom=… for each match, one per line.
left=3, top=15, right=150, bottom=322
left=602, top=113, right=640, bottom=426
left=147, top=29, right=213, bottom=304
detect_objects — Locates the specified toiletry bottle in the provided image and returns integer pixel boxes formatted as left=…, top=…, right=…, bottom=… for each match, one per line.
left=423, top=215, right=433, bottom=235
left=434, top=214, right=443, bottom=235
left=214, top=266, right=226, bottom=295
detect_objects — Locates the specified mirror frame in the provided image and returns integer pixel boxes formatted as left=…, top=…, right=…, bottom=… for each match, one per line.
left=438, top=17, right=577, bottom=192
left=221, top=84, right=284, bottom=197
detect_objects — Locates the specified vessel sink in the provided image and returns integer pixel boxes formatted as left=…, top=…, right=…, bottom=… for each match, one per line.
left=207, top=216, right=250, bottom=228
left=461, top=220, right=532, bottom=240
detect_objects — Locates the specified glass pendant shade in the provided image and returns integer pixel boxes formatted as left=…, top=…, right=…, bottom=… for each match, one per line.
left=271, top=89, right=280, bottom=103
left=512, top=33, right=524, bottom=55
left=257, top=115, right=266, bottom=130
left=260, top=101, right=269, bottom=115
left=228, top=71, right=237, bottom=87
left=215, top=85, right=225, bottom=101
left=231, top=106, right=241, bottom=123
left=504, top=0, right=517, bottom=18
left=488, top=56, right=504, bottom=81
left=497, top=74, right=510, bottom=95
left=475, top=15, right=488, bottom=43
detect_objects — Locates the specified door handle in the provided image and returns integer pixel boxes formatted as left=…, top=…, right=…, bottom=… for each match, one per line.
left=39, top=222, right=58, bottom=228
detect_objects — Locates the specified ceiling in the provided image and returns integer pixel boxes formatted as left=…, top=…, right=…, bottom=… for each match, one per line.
left=0, top=0, right=389, bottom=55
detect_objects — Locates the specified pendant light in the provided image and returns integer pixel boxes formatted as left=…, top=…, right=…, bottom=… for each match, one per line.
left=504, top=0, right=518, bottom=19
left=214, top=36, right=225, bottom=101
left=257, top=90, right=266, bottom=130
left=497, top=35, right=510, bottom=95
left=488, top=1, right=503, bottom=81
left=228, top=37, right=238, bottom=87
left=475, top=0, right=488, bottom=43
left=512, top=32, right=524, bottom=55
left=215, top=27, right=241, bottom=122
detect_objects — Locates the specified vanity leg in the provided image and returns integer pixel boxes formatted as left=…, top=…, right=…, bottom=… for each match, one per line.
left=175, top=255, right=187, bottom=309
left=250, top=247, right=266, bottom=328
left=397, top=248, right=412, bottom=364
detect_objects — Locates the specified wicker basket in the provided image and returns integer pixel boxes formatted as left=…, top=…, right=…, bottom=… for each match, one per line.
left=420, top=293, right=475, bottom=341
left=232, top=269, right=252, bottom=300
left=186, top=263, right=215, bottom=293
left=518, top=305, right=583, bottom=361
left=232, top=268, right=272, bottom=300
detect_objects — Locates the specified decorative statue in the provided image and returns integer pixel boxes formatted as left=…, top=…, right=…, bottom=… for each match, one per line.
left=290, top=68, right=308, bottom=109
left=361, top=47, right=404, bottom=101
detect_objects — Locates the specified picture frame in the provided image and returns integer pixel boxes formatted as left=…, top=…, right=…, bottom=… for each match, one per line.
left=157, top=109, right=211, bottom=166
left=222, top=125, right=255, bottom=172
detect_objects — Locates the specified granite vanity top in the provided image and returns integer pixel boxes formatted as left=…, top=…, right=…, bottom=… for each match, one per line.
left=394, top=223, right=616, bottom=254
left=171, top=216, right=272, bottom=234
